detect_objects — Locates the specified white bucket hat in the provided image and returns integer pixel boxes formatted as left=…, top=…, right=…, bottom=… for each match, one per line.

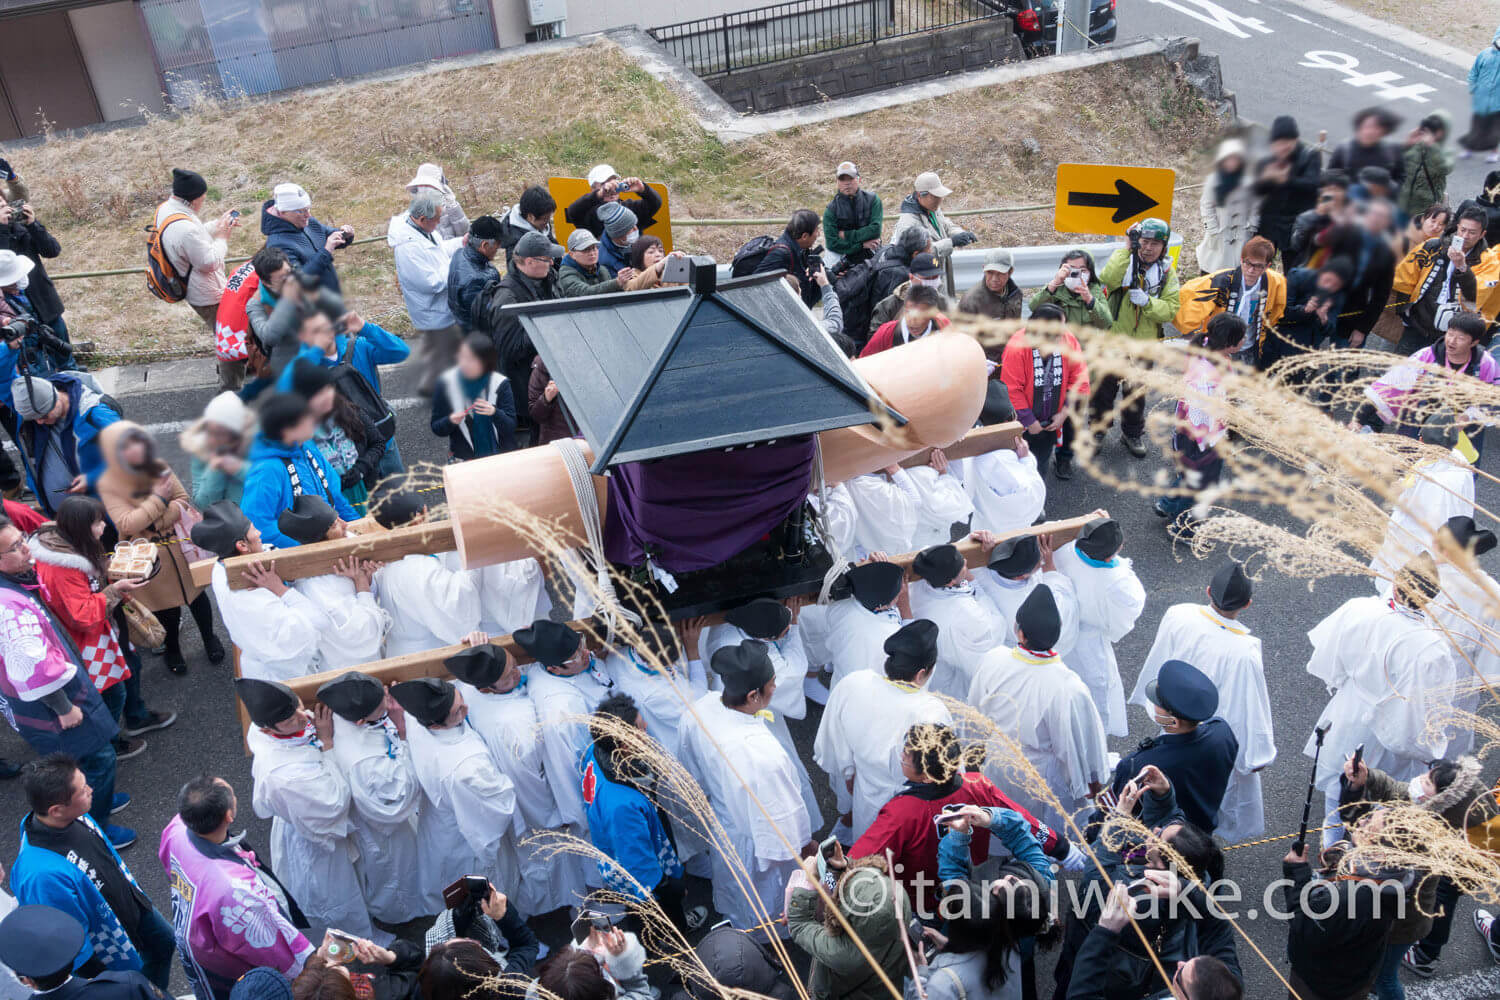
left=0, top=250, right=34, bottom=287
left=405, top=163, right=453, bottom=196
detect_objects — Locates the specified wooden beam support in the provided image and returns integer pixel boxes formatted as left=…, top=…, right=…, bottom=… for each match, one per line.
left=274, top=513, right=1094, bottom=710
left=898, top=422, right=1021, bottom=469
left=201, top=521, right=457, bottom=591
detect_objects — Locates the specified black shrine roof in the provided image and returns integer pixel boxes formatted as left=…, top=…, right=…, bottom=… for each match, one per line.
left=505, top=271, right=904, bottom=473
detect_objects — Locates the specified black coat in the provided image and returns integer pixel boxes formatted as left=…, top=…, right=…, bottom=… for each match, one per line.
left=1328, top=138, right=1406, bottom=187
left=1282, top=860, right=1401, bottom=999
left=564, top=186, right=663, bottom=238
left=1108, top=719, right=1238, bottom=836
left=1252, top=144, right=1323, bottom=251
left=47, top=972, right=162, bottom=1000
left=429, top=368, right=517, bottom=459
left=0, top=219, right=63, bottom=324
left=476, top=268, right=560, bottom=429
left=753, top=231, right=819, bottom=307
left=1340, top=234, right=1397, bottom=337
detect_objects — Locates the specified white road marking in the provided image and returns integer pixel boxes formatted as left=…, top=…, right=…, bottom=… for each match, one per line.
left=1299, top=50, right=1438, bottom=103
left=1265, top=0, right=1466, bottom=84
left=1144, top=0, right=1273, bottom=38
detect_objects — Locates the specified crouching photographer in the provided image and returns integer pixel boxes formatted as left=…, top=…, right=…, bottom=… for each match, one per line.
left=424, top=874, right=539, bottom=975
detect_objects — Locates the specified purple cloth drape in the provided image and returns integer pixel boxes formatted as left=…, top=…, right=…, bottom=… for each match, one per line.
left=603, top=436, right=816, bottom=572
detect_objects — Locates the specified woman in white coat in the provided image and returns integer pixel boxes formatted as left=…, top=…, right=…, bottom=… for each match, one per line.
left=1195, top=138, right=1260, bottom=275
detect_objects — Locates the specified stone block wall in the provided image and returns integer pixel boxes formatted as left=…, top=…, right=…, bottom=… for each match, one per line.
left=708, top=17, right=1023, bottom=113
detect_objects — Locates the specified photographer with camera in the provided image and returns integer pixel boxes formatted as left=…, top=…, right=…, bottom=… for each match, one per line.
left=753, top=210, right=824, bottom=308
left=261, top=183, right=354, bottom=295
left=565, top=165, right=663, bottom=241
left=424, top=876, right=538, bottom=975
left=1028, top=249, right=1113, bottom=332
left=0, top=196, right=65, bottom=348
left=156, top=169, right=239, bottom=383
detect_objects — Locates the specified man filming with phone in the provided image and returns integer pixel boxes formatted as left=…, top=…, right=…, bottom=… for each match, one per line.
left=156, top=169, right=240, bottom=387
left=425, top=875, right=538, bottom=974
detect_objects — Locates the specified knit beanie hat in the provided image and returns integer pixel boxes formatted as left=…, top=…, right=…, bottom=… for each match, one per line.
left=172, top=168, right=208, bottom=201
left=598, top=201, right=638, bottom=239
left=1269, top=116, right=1299, bottom=142
left=10, top=376, right=57, bottom=423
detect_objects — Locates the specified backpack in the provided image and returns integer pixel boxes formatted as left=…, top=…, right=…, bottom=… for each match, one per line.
left=730, top=235, right=778, bottom=277
left=833, top=258, right=879, bottom=349
left=145, top=208, right=193, bottom=303
left=330, top=337, right=397, bottom=442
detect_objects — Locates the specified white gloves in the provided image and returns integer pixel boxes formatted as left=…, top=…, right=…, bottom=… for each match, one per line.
left=1061, top=841, right=1089, bottom=872
left=1128, top=288, right=1150, bottom=307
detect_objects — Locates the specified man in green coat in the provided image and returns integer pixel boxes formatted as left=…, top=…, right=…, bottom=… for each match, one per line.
left=1090, top=219, right=1181, bottom=457
left=822, top=161, right=884, bottom=268
left=1027, top=248, right=1113, bottom=331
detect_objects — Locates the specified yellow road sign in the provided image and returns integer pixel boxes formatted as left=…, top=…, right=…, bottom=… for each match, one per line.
left=548, top=177, right=673, bottom=253
left=1053, top=164, right=1175, bottom=235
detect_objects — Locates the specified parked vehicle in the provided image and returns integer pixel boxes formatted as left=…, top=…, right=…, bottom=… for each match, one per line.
left=979, top=0, right=1118, bottom=57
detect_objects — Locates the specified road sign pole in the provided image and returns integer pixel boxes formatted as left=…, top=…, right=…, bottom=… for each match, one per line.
left=1058, top=0, right=1091, bottom=54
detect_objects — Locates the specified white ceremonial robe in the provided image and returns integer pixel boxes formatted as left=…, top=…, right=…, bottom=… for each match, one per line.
left=823, top=599, right=904, bottom=690
left=1433, top=562, right=1500, bottom=756
left=440, top=553, right=553, bottom=636
left=1370, top=453, right=1475, bottom=589
left=374, top=554, right=481, bottom=657
left=406, top=720, right=522, bottom=901
left=700, top=623, right=824, bottom=827
left=599, top=650, right=707, bottom=758
left=967, top=646, right=1110, bottom=832
left=1053, top=542, right=1145, bottom=737
left=904, top=466, right=976, bottom=550
left=293, top=574, right=387, bottom=670
left=525, top=660, right=616, bottom=832
left=1130, top=604, right=1276, bottom=842
left=956, top=450, right=1047, bottom=535
left=973, top=566, right=1081, bottom=651
left=813, top=671, right=950, bottom=834
left=809, top=484, right=859, bottom=562
left=212, top=562, right=325, bottom=681
left=328, top=714, right=433, bottom=921
left=907, top=580, right=1005, bottom=700
left=680, top=694, right=811, bottom=930
left=246, top=728, right=371, bottom=937
left=456, top=680, right=593, bottom=915
left=844, top=472, right=918, bottom=558
left=1305, top=596, right=1458, bottom=840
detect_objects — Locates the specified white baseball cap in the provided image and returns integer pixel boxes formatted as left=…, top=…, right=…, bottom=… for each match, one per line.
left=0, top=250, right=34, bottom=287
left=914, top=171, right=952, bottom=198
left=272, top=183, right=311, bottom=212
left=587, top=164, right=619, bottom=187
left=835, top=161, right=859, bottom=178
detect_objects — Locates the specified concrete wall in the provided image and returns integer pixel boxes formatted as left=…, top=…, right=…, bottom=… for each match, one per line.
left=705, top=17, right=1022, bottom=114
left=69, top=3, right=165, bottom=121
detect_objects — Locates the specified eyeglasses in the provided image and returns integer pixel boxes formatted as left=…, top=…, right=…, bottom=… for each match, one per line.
left=0, top=537, right=26, bottom=557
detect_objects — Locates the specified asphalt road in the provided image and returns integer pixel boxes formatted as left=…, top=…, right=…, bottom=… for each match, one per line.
left=1123, top=0, right=1497, bottom=207
left=0, top=350, right=1494, bottom=999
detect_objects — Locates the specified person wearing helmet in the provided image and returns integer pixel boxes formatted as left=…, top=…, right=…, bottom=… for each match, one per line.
left=1092, top=218, right=1181, bottom=457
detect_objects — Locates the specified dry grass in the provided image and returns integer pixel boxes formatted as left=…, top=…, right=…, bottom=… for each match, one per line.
left=3, top=39, right=1219, bottom=360
left=1339, top=0, right=1499, bottom=53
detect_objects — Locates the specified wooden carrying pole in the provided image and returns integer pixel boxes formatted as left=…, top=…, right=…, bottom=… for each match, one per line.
left=201, top=421, right=1022, bottom=592
left=277, top=513, right=1093, bottom=708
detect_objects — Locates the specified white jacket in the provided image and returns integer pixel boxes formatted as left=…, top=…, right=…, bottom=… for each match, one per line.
left=156, top=196, right=227, bottom=307
left=386, top=213, right=464, bottom=330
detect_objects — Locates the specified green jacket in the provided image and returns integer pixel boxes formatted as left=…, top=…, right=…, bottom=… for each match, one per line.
left=1027, top=282, right=1113, bottom=330
left=1398, top=141, right=1455, bottom=218
left=557, top=257, right=623, bottom=298
left=190, top=454, right=243, bottom=509
left=787, top=868, right=909, bottom=1000
left=823, top=191, right=884, bottom=257
left=1099, top=246, right=1181, bottom=339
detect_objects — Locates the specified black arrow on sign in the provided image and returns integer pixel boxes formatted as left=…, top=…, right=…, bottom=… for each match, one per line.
left=1066, top=179, right=1159, bottom=224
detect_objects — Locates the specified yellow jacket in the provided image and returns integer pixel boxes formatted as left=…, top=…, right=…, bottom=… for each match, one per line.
left=1174, top=266, right=1287, bottom=347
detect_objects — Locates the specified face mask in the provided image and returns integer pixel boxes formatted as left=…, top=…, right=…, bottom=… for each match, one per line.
left=913, top=275, right=941, bottom=288
left=625, top=229, right=639, bottom=244
left=1408, top=775, right=1430, bottom=802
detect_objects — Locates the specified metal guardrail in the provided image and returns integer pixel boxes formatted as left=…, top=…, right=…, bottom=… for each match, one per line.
left=647, top=0, right=1003, bottom=76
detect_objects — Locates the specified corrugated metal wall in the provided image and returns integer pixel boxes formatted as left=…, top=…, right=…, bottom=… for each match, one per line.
left=139, top=0, right=496, bottom=102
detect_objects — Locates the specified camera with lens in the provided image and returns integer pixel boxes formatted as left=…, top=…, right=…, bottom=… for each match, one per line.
left=2, top=316, right=30, bottom=346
